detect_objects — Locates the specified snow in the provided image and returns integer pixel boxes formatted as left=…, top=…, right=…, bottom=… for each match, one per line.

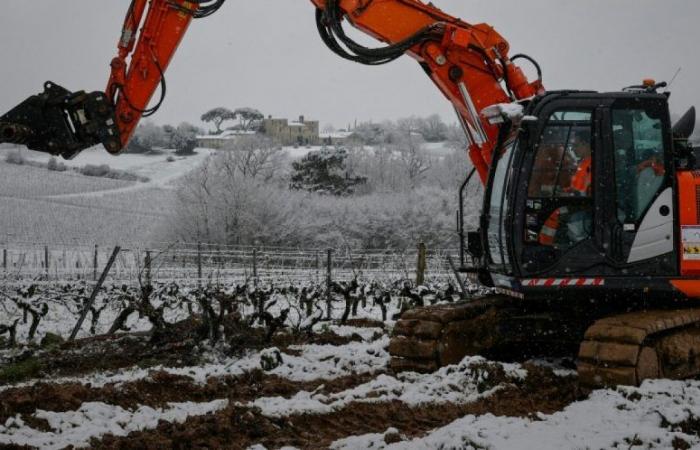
left=196, top=130, right=256, bottom=139
left=330, top=428, right=399, bottom=450
left=0, top=399, right=228, bottom=450
left=320, top=131, right=354, bottom=140
left=330, top=379, right=700, bottom=450
left=251, top=356, right=524, bottom=418
left=16, top=146, right=215, bottom=197
left=0, top=336, right=390, bottom=393
left=481, top=102, right=528, bottom=124
left=267, top=335, right=390, bottom=382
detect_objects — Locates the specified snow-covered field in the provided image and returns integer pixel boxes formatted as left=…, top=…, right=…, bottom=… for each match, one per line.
left=0, top=146, right=213, bottom=244
left=2, top=331, right=699, bottom=449
left=1, top=282, right=699, bottom=450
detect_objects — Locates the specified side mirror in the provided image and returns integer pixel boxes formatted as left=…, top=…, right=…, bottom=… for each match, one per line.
left=673, top=107, right=696, bottom=140
left=467, top=231, right=484, bottom=258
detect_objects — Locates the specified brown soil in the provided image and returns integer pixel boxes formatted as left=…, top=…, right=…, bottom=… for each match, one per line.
left=0, top=370, right=381, bottom=425
left=93, top=363, right=583, bottom=449
left=343, top=318, right=385, bottom=329
left=2, top=320, right=363, bottom=388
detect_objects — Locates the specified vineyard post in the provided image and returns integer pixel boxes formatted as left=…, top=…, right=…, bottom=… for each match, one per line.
left=70, top=246, right=121, bottom=341
left=93, top=245, right=98, bottom=281
left=145, top=250, right=152, bottom=287
left=253, top=249, right=258, bottom=288
left=416, top=242, right=427, bottom=286
left=197, top=242, right=203, bottom=288
left=315, top=251, right=320, bottom=282
left=2, top=249, right=6, bottom=272
left=44, top=245, right=49, bottom=278
left=326, top=249, right=333, bottom=320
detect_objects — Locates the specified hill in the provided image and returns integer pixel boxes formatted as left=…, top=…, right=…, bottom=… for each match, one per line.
left=0, top=147, right=213, bottom=245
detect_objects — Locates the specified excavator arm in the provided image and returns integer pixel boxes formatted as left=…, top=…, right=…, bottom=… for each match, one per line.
left=0, top=0, right=542, bottom=181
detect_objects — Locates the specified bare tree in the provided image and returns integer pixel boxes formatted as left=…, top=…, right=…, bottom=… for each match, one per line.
left=395, top=133, right=431, bottom=187
left=419, top=114, right=448, bottom=142
left=221, top=135, right=284, bottom=180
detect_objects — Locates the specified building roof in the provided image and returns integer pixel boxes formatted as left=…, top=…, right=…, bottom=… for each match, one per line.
left=196, top=130, right=257, bottom=140
left=319, top=131, right=354, bottom=139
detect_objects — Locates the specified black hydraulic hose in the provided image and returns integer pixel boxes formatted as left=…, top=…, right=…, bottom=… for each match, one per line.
left=510, top=53, right=543, bottom=82
left=317, top=0, right=441, bottom=66
left=115, top=57, right=167, bottom=117
left=168, top=0, right=226, bottom=18
left=459, top=167, right=477, bottom=267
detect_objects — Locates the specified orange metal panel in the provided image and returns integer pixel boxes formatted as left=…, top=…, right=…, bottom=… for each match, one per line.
left=677, top=171, right=700, bottom=275
left=107, top=0, right=195, bottom=151
left=671, top=280, right=700, bottom=299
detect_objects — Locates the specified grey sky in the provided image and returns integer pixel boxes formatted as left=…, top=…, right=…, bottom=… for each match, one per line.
left=1, top=1, right=698, bottom=130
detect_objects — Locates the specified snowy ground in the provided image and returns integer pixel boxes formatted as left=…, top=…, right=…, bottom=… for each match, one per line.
left=0, top=146, right=213, bottom=244
left=2, top=304, right=699, bottom=449
left=18, top=146, right=215, bottom=195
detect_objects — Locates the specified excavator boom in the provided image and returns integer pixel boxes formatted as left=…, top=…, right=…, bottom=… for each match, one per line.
left=0, top=0, right=541, bottom=180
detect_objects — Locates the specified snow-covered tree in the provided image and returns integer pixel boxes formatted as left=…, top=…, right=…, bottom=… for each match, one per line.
left=127, top=121, right=169, bottom=153
left=221, top=135, right=284, bottom=180
left=233, top=107, right=264, bottom=132
left=170, top=122, right=201, bottom=155
left=290, top=147, right=366, bottom=196
left=201, top=107, right=236, bottom=134
left=418, top=114, right=449, bottom=142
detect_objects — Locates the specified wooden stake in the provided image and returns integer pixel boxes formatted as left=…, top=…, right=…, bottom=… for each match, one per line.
left=326, top=249, right=333, bottom=320
left=416, top=242, right=427, bottom=286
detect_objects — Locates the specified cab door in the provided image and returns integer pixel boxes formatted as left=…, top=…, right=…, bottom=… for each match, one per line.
left=513, top=101, right=606, bottom=276
left=601, top=98, right=677, bottom=274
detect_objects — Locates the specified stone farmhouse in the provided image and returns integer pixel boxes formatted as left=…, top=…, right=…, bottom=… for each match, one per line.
left=261, top=115, right=320, bottom=146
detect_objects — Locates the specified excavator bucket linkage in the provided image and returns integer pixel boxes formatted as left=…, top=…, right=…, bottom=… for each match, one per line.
left=0, top=82, right=120, bottom=159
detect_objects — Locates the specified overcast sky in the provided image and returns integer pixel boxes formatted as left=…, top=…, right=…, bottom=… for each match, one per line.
left=1, top=1, right=698, bottom=130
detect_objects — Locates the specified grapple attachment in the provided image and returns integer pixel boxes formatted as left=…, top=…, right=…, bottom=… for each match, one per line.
left=0, top=81, right=121, bottom=159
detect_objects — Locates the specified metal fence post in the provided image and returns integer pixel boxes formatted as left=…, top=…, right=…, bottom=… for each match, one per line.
left=253, top=248, right=258, bottom=288
left=70, top=246, right=121, bottom=341
left=197, top=242, right=203, bottom=288
left=326, top=249, right=333, bottom=320
left=416, top=242, right=427, bottom=286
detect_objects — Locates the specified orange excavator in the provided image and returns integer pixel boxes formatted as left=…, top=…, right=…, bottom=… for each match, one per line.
left=2, top=0, right=700, bottom=387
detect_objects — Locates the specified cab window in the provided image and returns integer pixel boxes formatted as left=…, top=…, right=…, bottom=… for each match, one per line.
left=524, top=110, right=593, bottom=251
left=612, top=107, right=666, bottom=223
left=528, top=111, right=592, bottom=198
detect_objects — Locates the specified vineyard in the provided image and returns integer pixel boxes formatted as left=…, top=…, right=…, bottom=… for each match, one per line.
left=1, top=244, right=700, bottom=449
left=1, top=243, right=457, bottom=285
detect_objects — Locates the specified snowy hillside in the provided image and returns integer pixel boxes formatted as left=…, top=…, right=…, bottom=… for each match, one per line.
left=0, top=147, right=213, bottom=244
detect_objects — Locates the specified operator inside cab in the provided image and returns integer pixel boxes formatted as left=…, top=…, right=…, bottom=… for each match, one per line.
left=527, top=110, right=593, bottom=250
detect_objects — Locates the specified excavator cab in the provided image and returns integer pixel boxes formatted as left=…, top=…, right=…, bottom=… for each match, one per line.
left=477, top=90, right=690, bottom=299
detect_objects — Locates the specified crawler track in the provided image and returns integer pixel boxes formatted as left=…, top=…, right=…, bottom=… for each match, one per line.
left=390, top=296, right=511, bottom=373
left=578, top=309, right=700, bottom=387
